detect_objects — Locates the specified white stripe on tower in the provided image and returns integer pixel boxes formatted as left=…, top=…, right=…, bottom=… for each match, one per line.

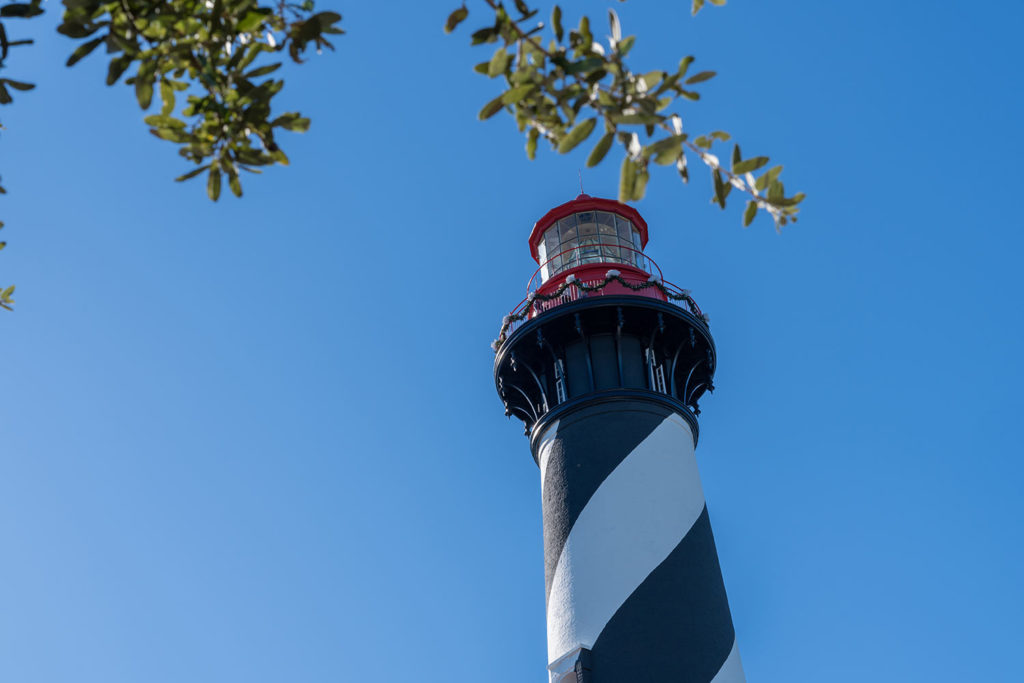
left=711, top=640, right=746, bottom=683
left=537, top=419, right=559, bottom=491
left=544, top=413, right=706, bottom=663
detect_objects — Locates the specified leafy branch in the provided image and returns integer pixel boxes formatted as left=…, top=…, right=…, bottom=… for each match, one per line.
left=0, top=0, right=342, bottom=311
left=446, top=0, right=804, bottom=230
left=59, top=0, right=343, bottom=200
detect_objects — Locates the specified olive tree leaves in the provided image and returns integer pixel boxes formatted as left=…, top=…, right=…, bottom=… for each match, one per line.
left=0, top=0, right=41, bottom=112
left=0, top=0, right=340, bottom=310
left=59, top=0, right=343, bottom=200
left=446, top=0, right=804, bottom=230
left=691, top=0, right=727, bottom=17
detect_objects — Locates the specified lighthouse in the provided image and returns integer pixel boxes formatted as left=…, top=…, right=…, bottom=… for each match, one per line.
left=493, top=195, right=745, bottom=683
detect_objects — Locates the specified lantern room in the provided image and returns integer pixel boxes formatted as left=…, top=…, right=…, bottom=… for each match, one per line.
left=528, top=194, right=655, bottom=296
left=495, top=194, right=714, bottom=429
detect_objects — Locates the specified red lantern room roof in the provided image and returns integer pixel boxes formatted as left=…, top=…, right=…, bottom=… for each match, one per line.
left=528, top=194, right=649, bottom=263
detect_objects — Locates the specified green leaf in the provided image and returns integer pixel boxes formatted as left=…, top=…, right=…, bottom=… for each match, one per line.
left=640, top=71, right=664, bottom=92
left=207, top=167, right=222, bottom=201
left=678, top=56, right=694, bottom=77
left=578, top=15, right=592, bottom=44
left=501, top=84, right=537, bottom=105
left=617, top=35, right=635, bottom=56
left=160, top=80, right=175, bottom=116
left=106, top=56, right=131, bottom=86
left=633, top=164, right=649, bottom=200
left=227, top=169, right=243, bottom=197
left=609, top=113, right=663, bottom=125
left=175, top=165, right=212, bottom=182
left=445, top=6, right=468, bottom=34
left=237, top=10, right=268, bottom=33
left=648, top=135, right=686, bottom=165
left=478, top=94, right=505, bottom=120
left=552, top=5, right=564, bottom=42
left=743, top=200, right=757, bottom=227
left=244, top=63, right=283, bottom=79
left=755, top=165, right=783, bottom=191
left=271, top=113, right=311, bottom=132
left=526, top=128, right=539, bottom=160
left=565, top=57, right=604, bottom=75
left=66, top=37, right=105, bottom=67
left=143, top=115, right=185, bottom=128
left=692, top=0, right=705, bottom=16
left=0, top=83, right=16, bottom=105
left=619, top=157, right=637, bottom=202
left=488, top=47, right=511, bottom=77
left=587, top=132, right=614, bottom=167
left=1, top=3, right=43, bottom=17
left=470, top=27, right=497, bottom=45
left=733, top=156, right=769, bottom=174
left=646, top=134, right=687, bottom=155
left=57, top=21, right=98, bottom=39
left=135, top=77, right=154, bottom=110
left=731, top=144, right=742, bottom=168
left=684, top=71, right=716, bottom=84
left=712, top=169, right=727, bottom=208
left=1, top=79, right=34, bottom=92
left=558, top=118, right=597, bottom=153
left=149, top=127, right=190, bottom=143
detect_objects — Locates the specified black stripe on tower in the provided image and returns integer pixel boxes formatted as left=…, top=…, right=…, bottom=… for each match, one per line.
left=590, top=506, right=736, bottom=682
left=537, top=401, right=670, bottom=600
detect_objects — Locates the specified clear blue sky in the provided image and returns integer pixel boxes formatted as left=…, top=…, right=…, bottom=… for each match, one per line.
left=3, top=2, right=1022, bottom=681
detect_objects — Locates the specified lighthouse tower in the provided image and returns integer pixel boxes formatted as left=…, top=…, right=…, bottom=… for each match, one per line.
left=493, top=195, right=745, bottom=683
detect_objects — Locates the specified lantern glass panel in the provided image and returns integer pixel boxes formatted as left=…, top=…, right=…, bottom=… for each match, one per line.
left=597, top=212, right=619, bottom=260
left=558, top=217, right=578, bottom=243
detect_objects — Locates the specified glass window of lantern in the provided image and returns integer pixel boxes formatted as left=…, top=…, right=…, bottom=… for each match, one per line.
left=615, top=215, right=636, bottom=266
left=558, top=216, right=579, bottom=270
left=544, top=226, right=561, bottom=278
left=597, top=212, right=619, bottom=260
left=540, top=210, right=651, bottom=279
left=545, top=226, right=560, bottom=253
left=576, top=211, right=600, bottom=264
left=631, top=229, right=644, bottom=270
left=615, top=215, right=633, bottom=240
left=558, top=216, right=578, bottom=242
left=577, top=211, right=597, bottom=236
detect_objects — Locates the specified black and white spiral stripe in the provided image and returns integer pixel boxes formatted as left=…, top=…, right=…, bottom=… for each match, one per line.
left=535, top=399, right=744, bottom=682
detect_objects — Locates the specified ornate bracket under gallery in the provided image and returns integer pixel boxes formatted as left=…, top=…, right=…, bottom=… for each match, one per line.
left=494, top=295, right=716, bottom=441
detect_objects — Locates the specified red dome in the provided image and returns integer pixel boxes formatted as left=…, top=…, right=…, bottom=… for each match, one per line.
left=528, top=194, right=649, bottom=263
